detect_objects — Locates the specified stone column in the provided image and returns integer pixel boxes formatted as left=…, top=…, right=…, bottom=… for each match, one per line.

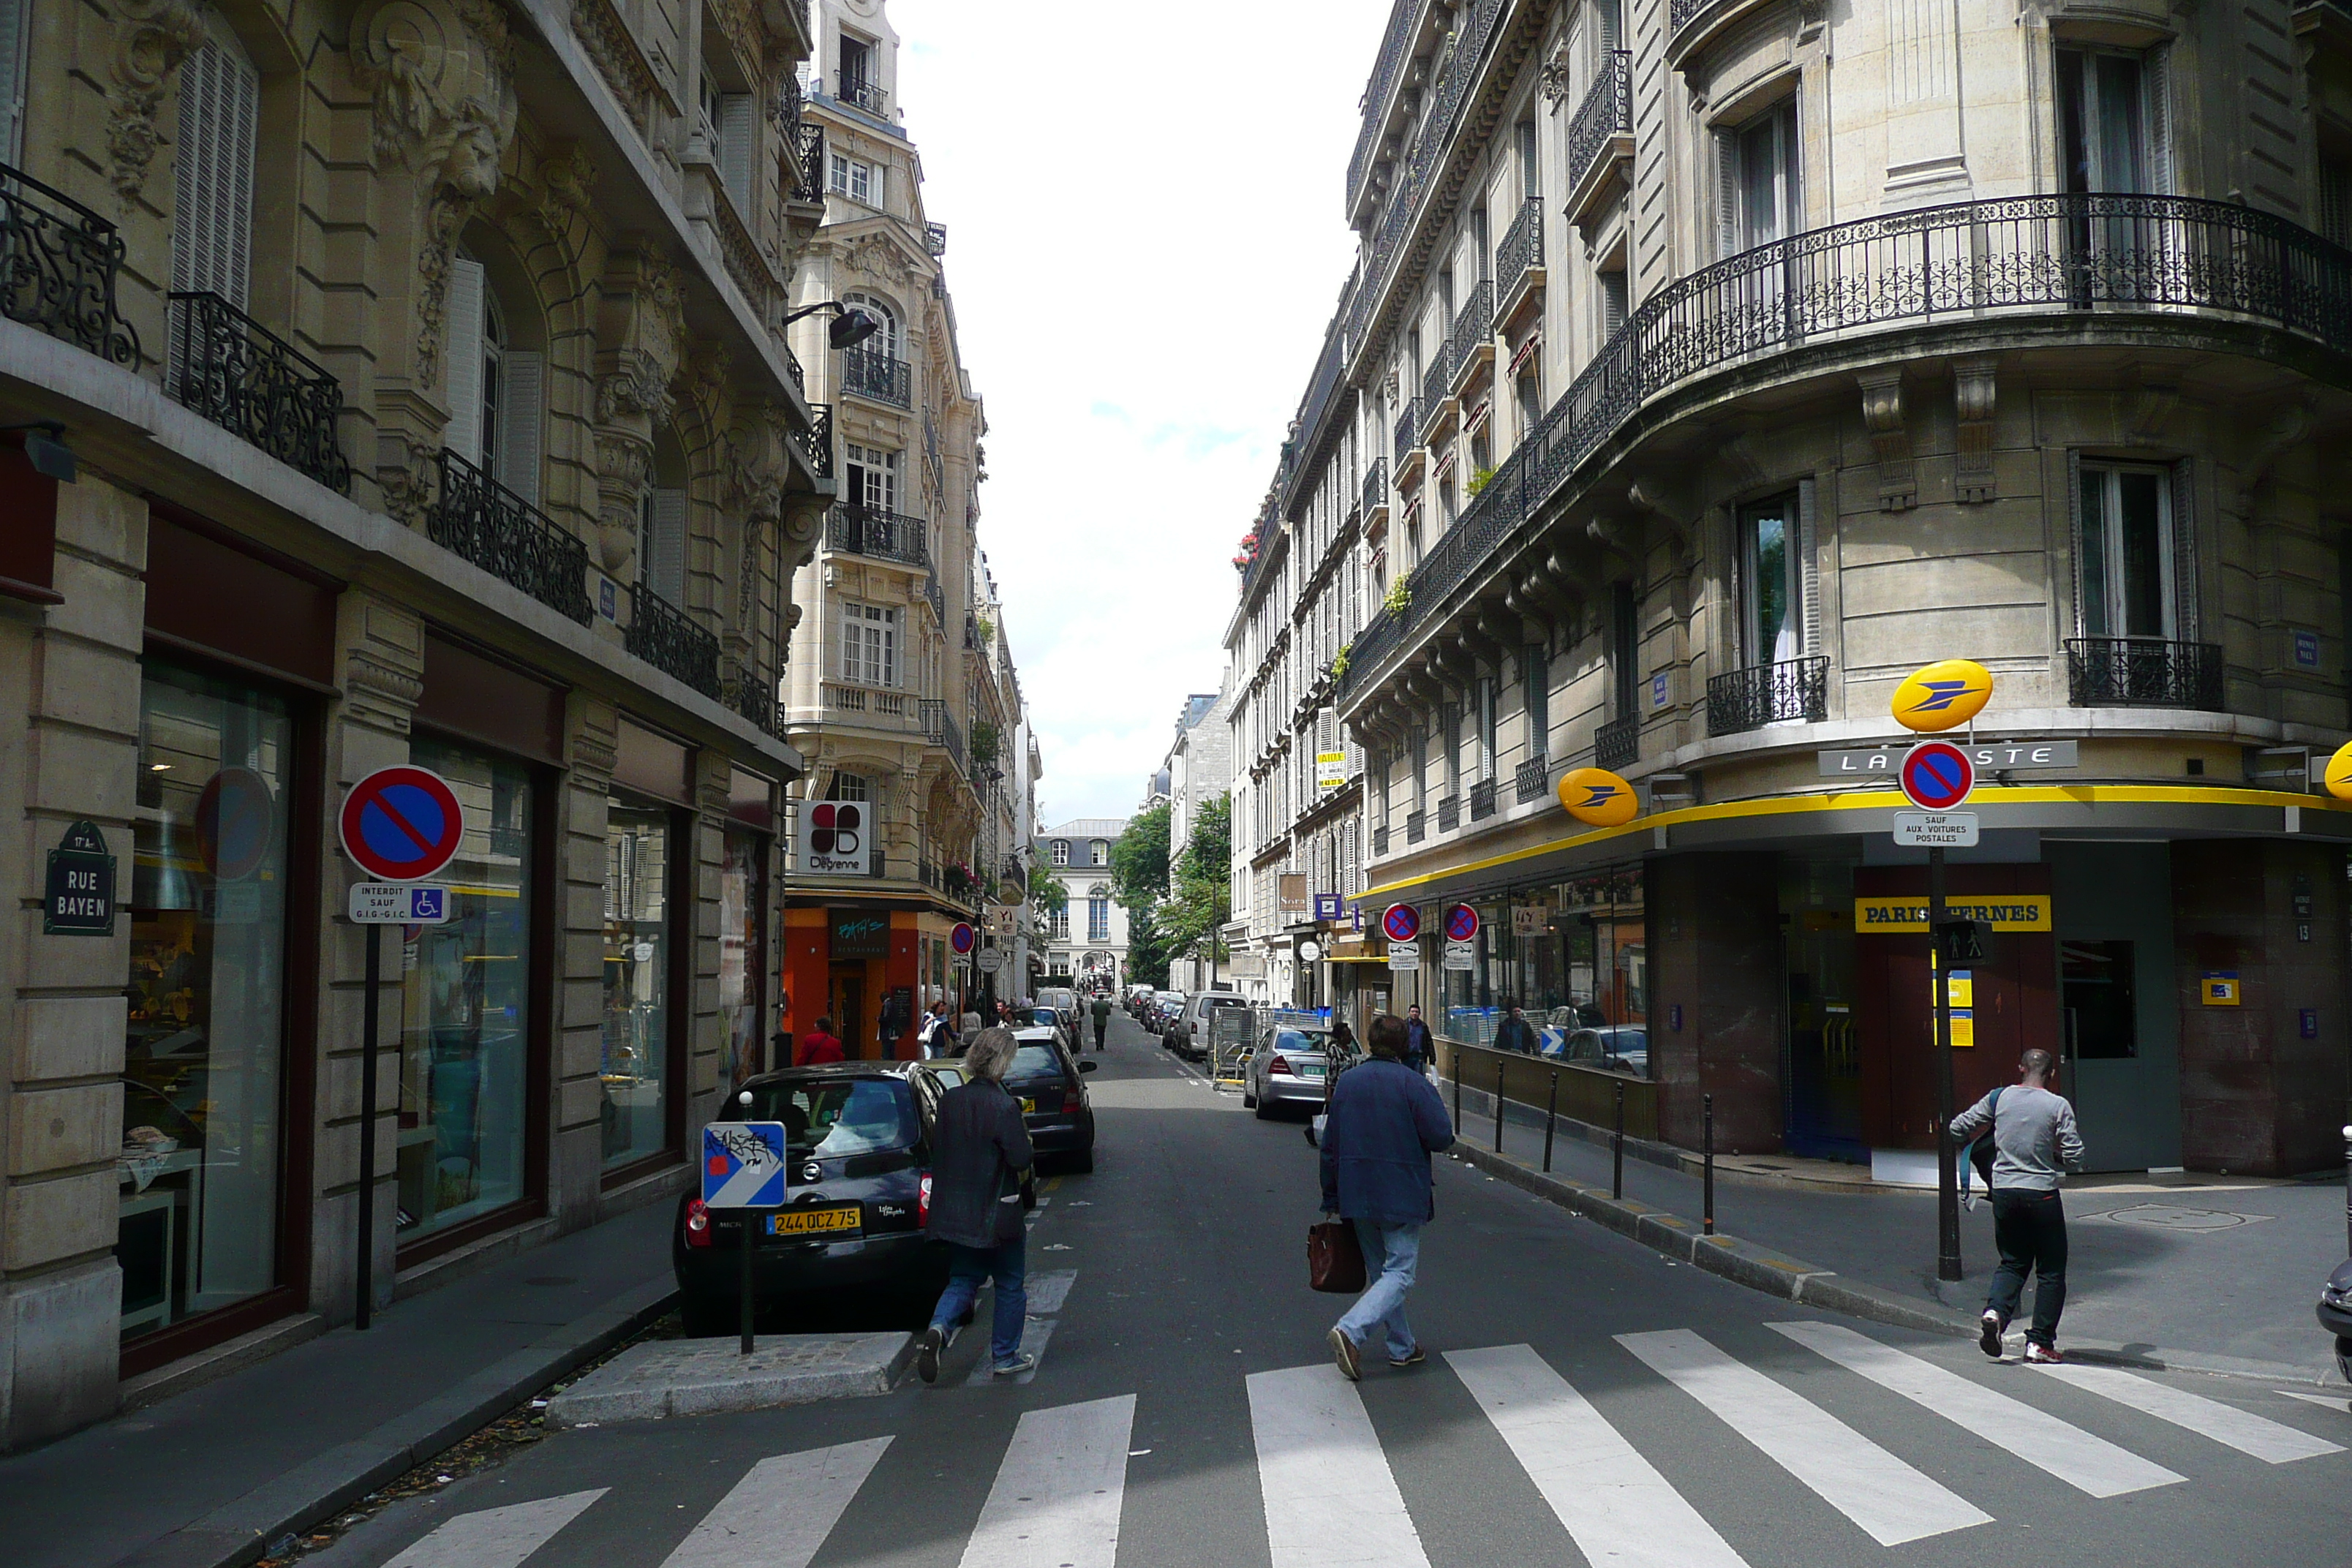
left=554, top=698, right=618, bottom=1225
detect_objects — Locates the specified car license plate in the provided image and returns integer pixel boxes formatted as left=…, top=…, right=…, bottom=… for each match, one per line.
left=1300, top=1063, right=1327, bottom=1079
left=1019, top=1098, right=1036, bottom=1114
left=769, top=1205, right=860, bottom=1238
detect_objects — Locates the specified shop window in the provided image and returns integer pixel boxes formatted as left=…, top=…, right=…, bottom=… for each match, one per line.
left=601, top=799, right=675, bottom=1169
left=2075, top=462, right=2176, bottom=639
left=2062, top=941, right=2138, bottom=1058
left=121, top=663, right=294, bottom=1339
left=396, top=739, right=532, bottom=1240
left=1739, top=492, right=1801, bottom=665
left=720, top=832, right=766, bottom=1092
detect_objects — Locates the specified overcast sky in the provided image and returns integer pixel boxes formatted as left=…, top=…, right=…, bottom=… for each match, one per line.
left=892, top=1, right=1370, bottom=828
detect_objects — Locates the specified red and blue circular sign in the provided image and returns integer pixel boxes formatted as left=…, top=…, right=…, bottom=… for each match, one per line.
left=949, top=921, right=977, bottom=955
left=196, top=767, right=275, bottom=881
left=1899, top=742, right=1975, bottom=812
left=339, top=766, right=464, bottom=882
left=1444, top=904, right=1480, bottom=943
left=1381, top=903, right=1421, bottom=943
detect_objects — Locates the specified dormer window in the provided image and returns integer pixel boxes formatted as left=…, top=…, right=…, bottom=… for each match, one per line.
left=1089, top=840, right=1108, bottom=867
left=1052, top=840, right=1069, bottom=866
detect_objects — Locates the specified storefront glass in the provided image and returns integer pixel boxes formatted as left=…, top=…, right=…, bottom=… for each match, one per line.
left=396, top=739, right=531, bottom=1240
left=120, top=665, right=293, bottom=1338
left=1473, top=863, right=1651, bottom=1077
left=720, top=832, right=764, bottom=1094
left=602, top=800, right=672, bottom=1167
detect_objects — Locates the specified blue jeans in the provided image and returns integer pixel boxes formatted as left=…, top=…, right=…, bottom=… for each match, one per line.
left=930, top=1235, right=1028, bottom=1366
left=1333, top=1221, right=1421, bottom=1360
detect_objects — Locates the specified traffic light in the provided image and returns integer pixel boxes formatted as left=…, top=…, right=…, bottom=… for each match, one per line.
left=1934, top=918, right=1989, bottom=965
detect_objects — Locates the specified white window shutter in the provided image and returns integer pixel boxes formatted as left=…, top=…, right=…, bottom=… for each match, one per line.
left=648, top=487, right=688, bottom=602
left=171, top=34, right=257, bottom=307
left=1797, top=475, right=1820, bottom=657
left=497, top=350, right=543, bottom=506
left=719, top=93, right=755, bottom=214
left=0, top=0, right=29, bottom=166
left=2144, top=49, right=2173, bottom=196
left=444, top=258, right=486, bottom=463
left=1715, top=131, right=1740, bottom=261
left=2065, top=450, right=2087, bottom=638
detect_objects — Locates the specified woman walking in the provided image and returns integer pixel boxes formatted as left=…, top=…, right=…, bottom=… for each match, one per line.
left=916, top=1027, right=1036, bottom=1381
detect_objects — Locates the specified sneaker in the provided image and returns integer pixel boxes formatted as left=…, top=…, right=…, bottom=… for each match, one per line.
left=990, top=1352, right=1037, bottom=1377
left=1979, top=1310, right=2005, bottom=1360
left=2023, top=1342, right=2065, bottom=1365
left=1328, top=1327, right=1361, bottom=1382
left=916, top=1327, right=943, bottom=1385
left=1389, top=1346, right=1426, bottom=1369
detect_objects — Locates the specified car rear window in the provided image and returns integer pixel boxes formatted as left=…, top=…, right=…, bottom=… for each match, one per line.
left=1008, top=1006, right=1059, bottom=1028
left=1274, top=1030, right=1330, bottom=1053
left=743, top=1077, right=919, bottom=1156
left=1006, top=1044, right=1064, bottom=1082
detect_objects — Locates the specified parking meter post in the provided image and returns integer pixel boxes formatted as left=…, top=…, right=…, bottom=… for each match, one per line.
left=1613, top=1080, right=1626, bottom=1200
left=1931, top=845, right=1964, bottom=1282
left=355, top=924, right=380, bottom=1332
left=1494, top=1058, right=1506, bottom=1153
left=1703, top=1093, right=1716, bottom=1237
left=1543, top=1072, right=1559, bottom=1174
left=739, top=1210, right=757, bottom=1356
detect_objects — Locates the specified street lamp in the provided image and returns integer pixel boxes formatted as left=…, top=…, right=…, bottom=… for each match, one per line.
left=785, top=299, right=881, bottom=350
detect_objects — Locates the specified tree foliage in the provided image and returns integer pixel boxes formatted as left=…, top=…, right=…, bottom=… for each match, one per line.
left=1027, top=861, right=1067, bottom=913
left=1124, top=902, right=1177, bottom=987
left=1161, top=793, right=1232, bottom=959
left=1109, top=802, right=1171, bottom=910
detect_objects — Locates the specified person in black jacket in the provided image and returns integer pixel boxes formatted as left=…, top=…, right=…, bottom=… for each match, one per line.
left=1493, top=1000, right=1539, bottom=1055
left=916, top=1028, right=1035, bottom=1382
left=1401, top=1006, right=1436, bottom=1078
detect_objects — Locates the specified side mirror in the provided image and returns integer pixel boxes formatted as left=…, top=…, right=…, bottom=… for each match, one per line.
left=1079, top=1060, right=1098, bottom=1073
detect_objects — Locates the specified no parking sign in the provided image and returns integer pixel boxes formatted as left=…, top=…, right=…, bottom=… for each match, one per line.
left=339, top=766, right=464, bottom=882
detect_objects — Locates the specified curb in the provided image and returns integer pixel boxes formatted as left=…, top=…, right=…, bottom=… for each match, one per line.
left=544, top=1331, right=916, bottom=1426
left=113, top=1277, right=680, bottom=1568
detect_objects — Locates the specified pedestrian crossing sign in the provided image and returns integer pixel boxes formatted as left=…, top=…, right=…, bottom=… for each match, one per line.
left=701, top=1122, right=788, bottom=1207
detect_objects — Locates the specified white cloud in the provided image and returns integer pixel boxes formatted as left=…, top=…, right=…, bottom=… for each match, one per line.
left=891, top=0, right=1370, bottom=823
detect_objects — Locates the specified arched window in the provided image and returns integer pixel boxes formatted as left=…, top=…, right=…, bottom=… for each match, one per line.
left=1051, top=840, right=1069, bottom=866
left=844, top=291, right=899, bottom=358
left=445, top=251, right=543, bottom=504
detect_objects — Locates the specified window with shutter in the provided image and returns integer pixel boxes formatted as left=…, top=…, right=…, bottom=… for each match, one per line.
left=171, top=17, right=259, bottom=307
left=641, top=486, right=687, bottom=602
left=0, top=0, right=28, bottom=166
left=717, top=91, right=755, bottom=213
left=442, top=257, right=487, bottom=464
left=497, top=350, right=543, bottom=505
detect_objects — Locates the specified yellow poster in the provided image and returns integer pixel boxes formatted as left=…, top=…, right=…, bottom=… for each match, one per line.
left=1949, top=1009, right=1975, bottom=1048
left=1855, top=896, right=2051, bottom=932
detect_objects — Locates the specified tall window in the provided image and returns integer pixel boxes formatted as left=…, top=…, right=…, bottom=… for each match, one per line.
left=444, top=256, right=543, bottom=504
left=1599, top=266, right=1629, bottom=339
left=1088, top=888, right=1110, bottom=942
left=1739, top=494, right=1801, bottom=664
left=843, top=602, right=898, bottom=686
left=826, top=771, right=868, bottom=801
left=847, top=442, right=899, bottom=512
left=1611, top=582, right=1641, bottom=719
left=699, top=68, right=755, bottom=213
left=2057, top=48, right=2161, bottom=195
left=1089, top=839, right=1108, bottom=867
left=1478, top=676, right=1497, bottom=779
left=1722, top=97, right=1800, bottom=255
left=829, top=152, right=875, bottom=204
left=1516, top=118, right=1539, bottom=200
left=638, top=475, right=686, bottom=603
left=845, top=292, right=899, bottom=358
left=172, top=12, right=257, bottom=309
left=1524, top=644, right=1550, bottom=757
left=2076, top=464, right=2175, bottom=639
left=840, top=32, right=872, bottom=91
left=1052, top=839, right=1069, bottom=866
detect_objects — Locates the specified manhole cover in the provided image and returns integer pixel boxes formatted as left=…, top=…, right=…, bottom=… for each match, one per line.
left=2087, top=1205, right=2274, bottom=1232
left=524, top=1275, right=580, bottom=1286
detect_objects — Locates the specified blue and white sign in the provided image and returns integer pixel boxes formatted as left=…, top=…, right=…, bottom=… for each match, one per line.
left=702, top=1122, right=788, bottom=1208
left=347, top=882, right=450, bottom=924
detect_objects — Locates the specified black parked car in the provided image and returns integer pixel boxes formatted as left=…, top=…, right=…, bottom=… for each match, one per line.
left=1006, top=1024, right=1098, bottom=1172
left=672, top=1062, right=956, bottom=1336
left=2319, top=1258, right=2352, bottom=1384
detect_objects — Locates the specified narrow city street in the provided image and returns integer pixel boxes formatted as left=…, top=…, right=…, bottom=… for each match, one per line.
left=303, top=1013, right=2352, bottom=1568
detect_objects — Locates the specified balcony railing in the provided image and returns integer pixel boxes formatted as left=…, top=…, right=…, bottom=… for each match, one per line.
left=1436, top=794, right=1460, bottom=833
left=1392, top=397, right=1422, bottom=464
left=1469, top=777, right=1497, bottom=821
left=2065, top=637, right=2224, bottom=710
left=0, top=162, right=138, bottom=366
left=842, top=344, right=911, bottom=407
left=924, top=574, right=946, bottom=623
left=1596, top=712, right=1640, bottom=771
left=733, top=671, right=784, bottom=738
left=1362, top=456, right=1387, bottom=516
left=166, top=292, right=350, bottom=493
left=1448, top=280, right=1494, bottom=387
left=1497, top=197, right=1544, bottom=312
left=800, top=401, right=834, bottom=478
left=1708, top=657, right=1828, bottom=736
left=1405, top=810, right=1427, bottom=844
left=921, top=697, right=966, bottom=771
left=791, top=121, right=826, bottom=203
left=1343, top=0, right=1425, bottom=213
left=1373, top=824, right=1391, bottom=856
left=627, top=584, right=723, bottom=699
left=837, top=72, right=888, bottom=117
left=828, top=501, right=927, bottom=565
left=1338, top=193, right=2352, bottom=712
left=1566, top=51, right=1632, bottom=200
left=426, top=449, right=592, bottom=624
left=1515, top=757, right=1550, bottom=804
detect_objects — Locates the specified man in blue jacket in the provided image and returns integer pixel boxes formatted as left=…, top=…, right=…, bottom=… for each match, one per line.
left=1321, top=1012, right=1455, bottom=1379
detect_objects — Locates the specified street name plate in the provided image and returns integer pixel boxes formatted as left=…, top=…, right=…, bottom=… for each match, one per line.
left=348, top=883, right=451, bottom=924
left=1820, top=739, right=2078, bottom=777
left=1894, top=811, right=1980, bottom=847
left=1386, top=943, right=1420, bottom=971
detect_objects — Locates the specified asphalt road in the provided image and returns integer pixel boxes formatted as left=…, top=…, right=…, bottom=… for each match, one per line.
left=309, top=1012, right=2352, bottom=1568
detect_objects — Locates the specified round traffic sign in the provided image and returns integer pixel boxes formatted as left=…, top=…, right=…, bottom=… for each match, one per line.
left=1899, top=742, right=1975, bottom=811
left=949, top=921, right=977, bottom=955
left=196, top=766, right=275, bottom=881
left=1443, top=904, right=1480, bottom=943
left=1381, top=903, right=1421, bottom=943
left=1556, top=767, right=1640, bottom=827
left=1891, top=659, right=1994, bottom=732
left=338, top=766, right=464, bottom=882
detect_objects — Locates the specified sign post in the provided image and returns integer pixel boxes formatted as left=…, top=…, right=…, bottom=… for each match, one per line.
left=704, top=1116, right=788, bottom=1354
left=337, top=766, right=465, bottom=1329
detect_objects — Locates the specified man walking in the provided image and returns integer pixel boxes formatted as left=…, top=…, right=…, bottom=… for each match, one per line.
left=916, top=1028, right=1036, bottom=1381
left=1493, top=999, right=1538, bottom=1055
left=1320, top=1013, right=1455, bottom=1379
left=1401, top=1005, right=1436, bottom=1079
left=1949, top=1047, right=2084, bottom=1364
left=1090, top=992, right=1112, bottom=1052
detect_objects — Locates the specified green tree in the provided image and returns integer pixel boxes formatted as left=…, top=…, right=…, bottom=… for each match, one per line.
left=1161, top=793, right=1232, bottom=964
left=1027, top=861, right=1067, bottom=915
left=1124, top=902, right=1177, bottom=987
left=1110, top=801, right=1171, bottom=909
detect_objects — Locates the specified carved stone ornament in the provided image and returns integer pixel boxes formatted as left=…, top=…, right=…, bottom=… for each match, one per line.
left=1951, top=354, right=1998, bottom=505
left=725, top=407, right=795, bottom=523
left=535, top=148, right=600, bottom=230
left=597, top=351, right=674, bottom=426
left=106, top=0, right=207, bottom=206
left=593, top=429, right=653, bottom=571
left=841, top=230, right=916, bottom=286
left=1539, top=43, right=1572, bottom=108
left=1857, top=369, right=1916, bottom=511
left=344, top=652, right=426, bottom=733
left=374, top=434, right=436, bottom=526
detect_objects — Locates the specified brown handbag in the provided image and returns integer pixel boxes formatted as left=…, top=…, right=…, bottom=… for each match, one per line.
left=1308, top=1218, right=1366, bottom=1294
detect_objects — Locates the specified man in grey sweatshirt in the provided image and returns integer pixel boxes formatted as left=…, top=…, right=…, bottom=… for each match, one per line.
left=1948, top=1048, right=2084, bottom=1363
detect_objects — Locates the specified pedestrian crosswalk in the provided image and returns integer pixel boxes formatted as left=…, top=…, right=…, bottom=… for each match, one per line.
left=368, top=1324, right=2343, bottom=1567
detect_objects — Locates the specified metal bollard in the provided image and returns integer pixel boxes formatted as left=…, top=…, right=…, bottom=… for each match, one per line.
left=1543, top=1071, right=1559, bottom=1174
left=1612, top=1079, right=1625, bottom=1200
left=1703, top=1093, right=1716, bottom=1237
left=1452, top=1057, right=1462, bottom=1132
left=1494, top=1058, right=1507, bottom=1152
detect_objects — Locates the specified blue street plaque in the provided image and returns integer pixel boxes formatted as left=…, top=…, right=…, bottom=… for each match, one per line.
left=702, top=1122, right=788, bottom=1208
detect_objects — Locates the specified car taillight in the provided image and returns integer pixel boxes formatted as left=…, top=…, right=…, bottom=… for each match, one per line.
left=919, top=1173, right=932, bottom=1226
left=1268, top=1055, right=1294, bottom=1075
left=685, top=1198, right=712, bottom=1248
left=1062, top=1087, right=1082, bottom=1113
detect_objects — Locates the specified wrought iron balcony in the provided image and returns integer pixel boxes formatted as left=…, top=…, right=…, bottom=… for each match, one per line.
left=1469, top=778, right=1497, bottom=821
left=791, top=121, right=826, bottom=203
left=0, top=162, right=138, bottom=366
left=1708, top=657, right=1828, bottom=736
left=1419, top=343, right=1452, bottom=421
left=828, top=501, right=927, bottom=565
left=1566, top=50, right=1632, bottom=206
left=1404, top=810, right=1427, bottom=845
left=1343, top=0, right=1424, bottom=214
left=799, top=402, right=834, bottom=478
left=2065, top=637, right=2224, bottom=710
left=921, top=697, right=967, bottom=772
left=627, top=584, right=722, bottom=698
left=924, top=573, right=946, bottom=623
left=1436, top=794, right=1460, bottom=833
left=1362, top=456, right=1387, bottom=517
left=1392, top=397, right=1422, bottom=464
left=1497, top=197, right=1544, bottom=314
left=426, top=448, right=593, bottom=624
left=843, top=344, right=911, bottom=407
left=1515, top=757, right=1549, bottom=804
left=166, top=292, right=350, bottom=493
left=1448, top=280, right=1494, bottom=389
left=732, top=670, right=784, bottom=738
left=837, top=72, right=889, bottom=117
left=1373, top=824, right=1391, bottom=856
left=1596, top=712, right=1639, bottom=772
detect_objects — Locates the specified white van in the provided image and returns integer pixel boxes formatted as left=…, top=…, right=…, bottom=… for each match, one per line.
left=1174, top=991, right=1249, bottom=1059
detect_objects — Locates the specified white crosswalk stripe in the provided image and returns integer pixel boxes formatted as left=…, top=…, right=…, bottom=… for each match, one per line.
left=958, top=1394, right=1134, bottom=1568
left=1618, top=1329, right=1992, bottom=1545
left=1248, top=1363, right=1432, bottom=1568
left=1769, top=1321, right=2185, bottom=1497
left=2032, top=1362, right=2345, bottom=1464
left=380, top=1488, right=606, bottom=1568
left=659, top=1437, right=890, bottom=1568
left=1447, top=1343, right=1750, bottom=1568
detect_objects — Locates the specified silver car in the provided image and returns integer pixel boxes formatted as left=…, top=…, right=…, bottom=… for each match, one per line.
left=1244, top=1025, right=1338, bottom=1118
